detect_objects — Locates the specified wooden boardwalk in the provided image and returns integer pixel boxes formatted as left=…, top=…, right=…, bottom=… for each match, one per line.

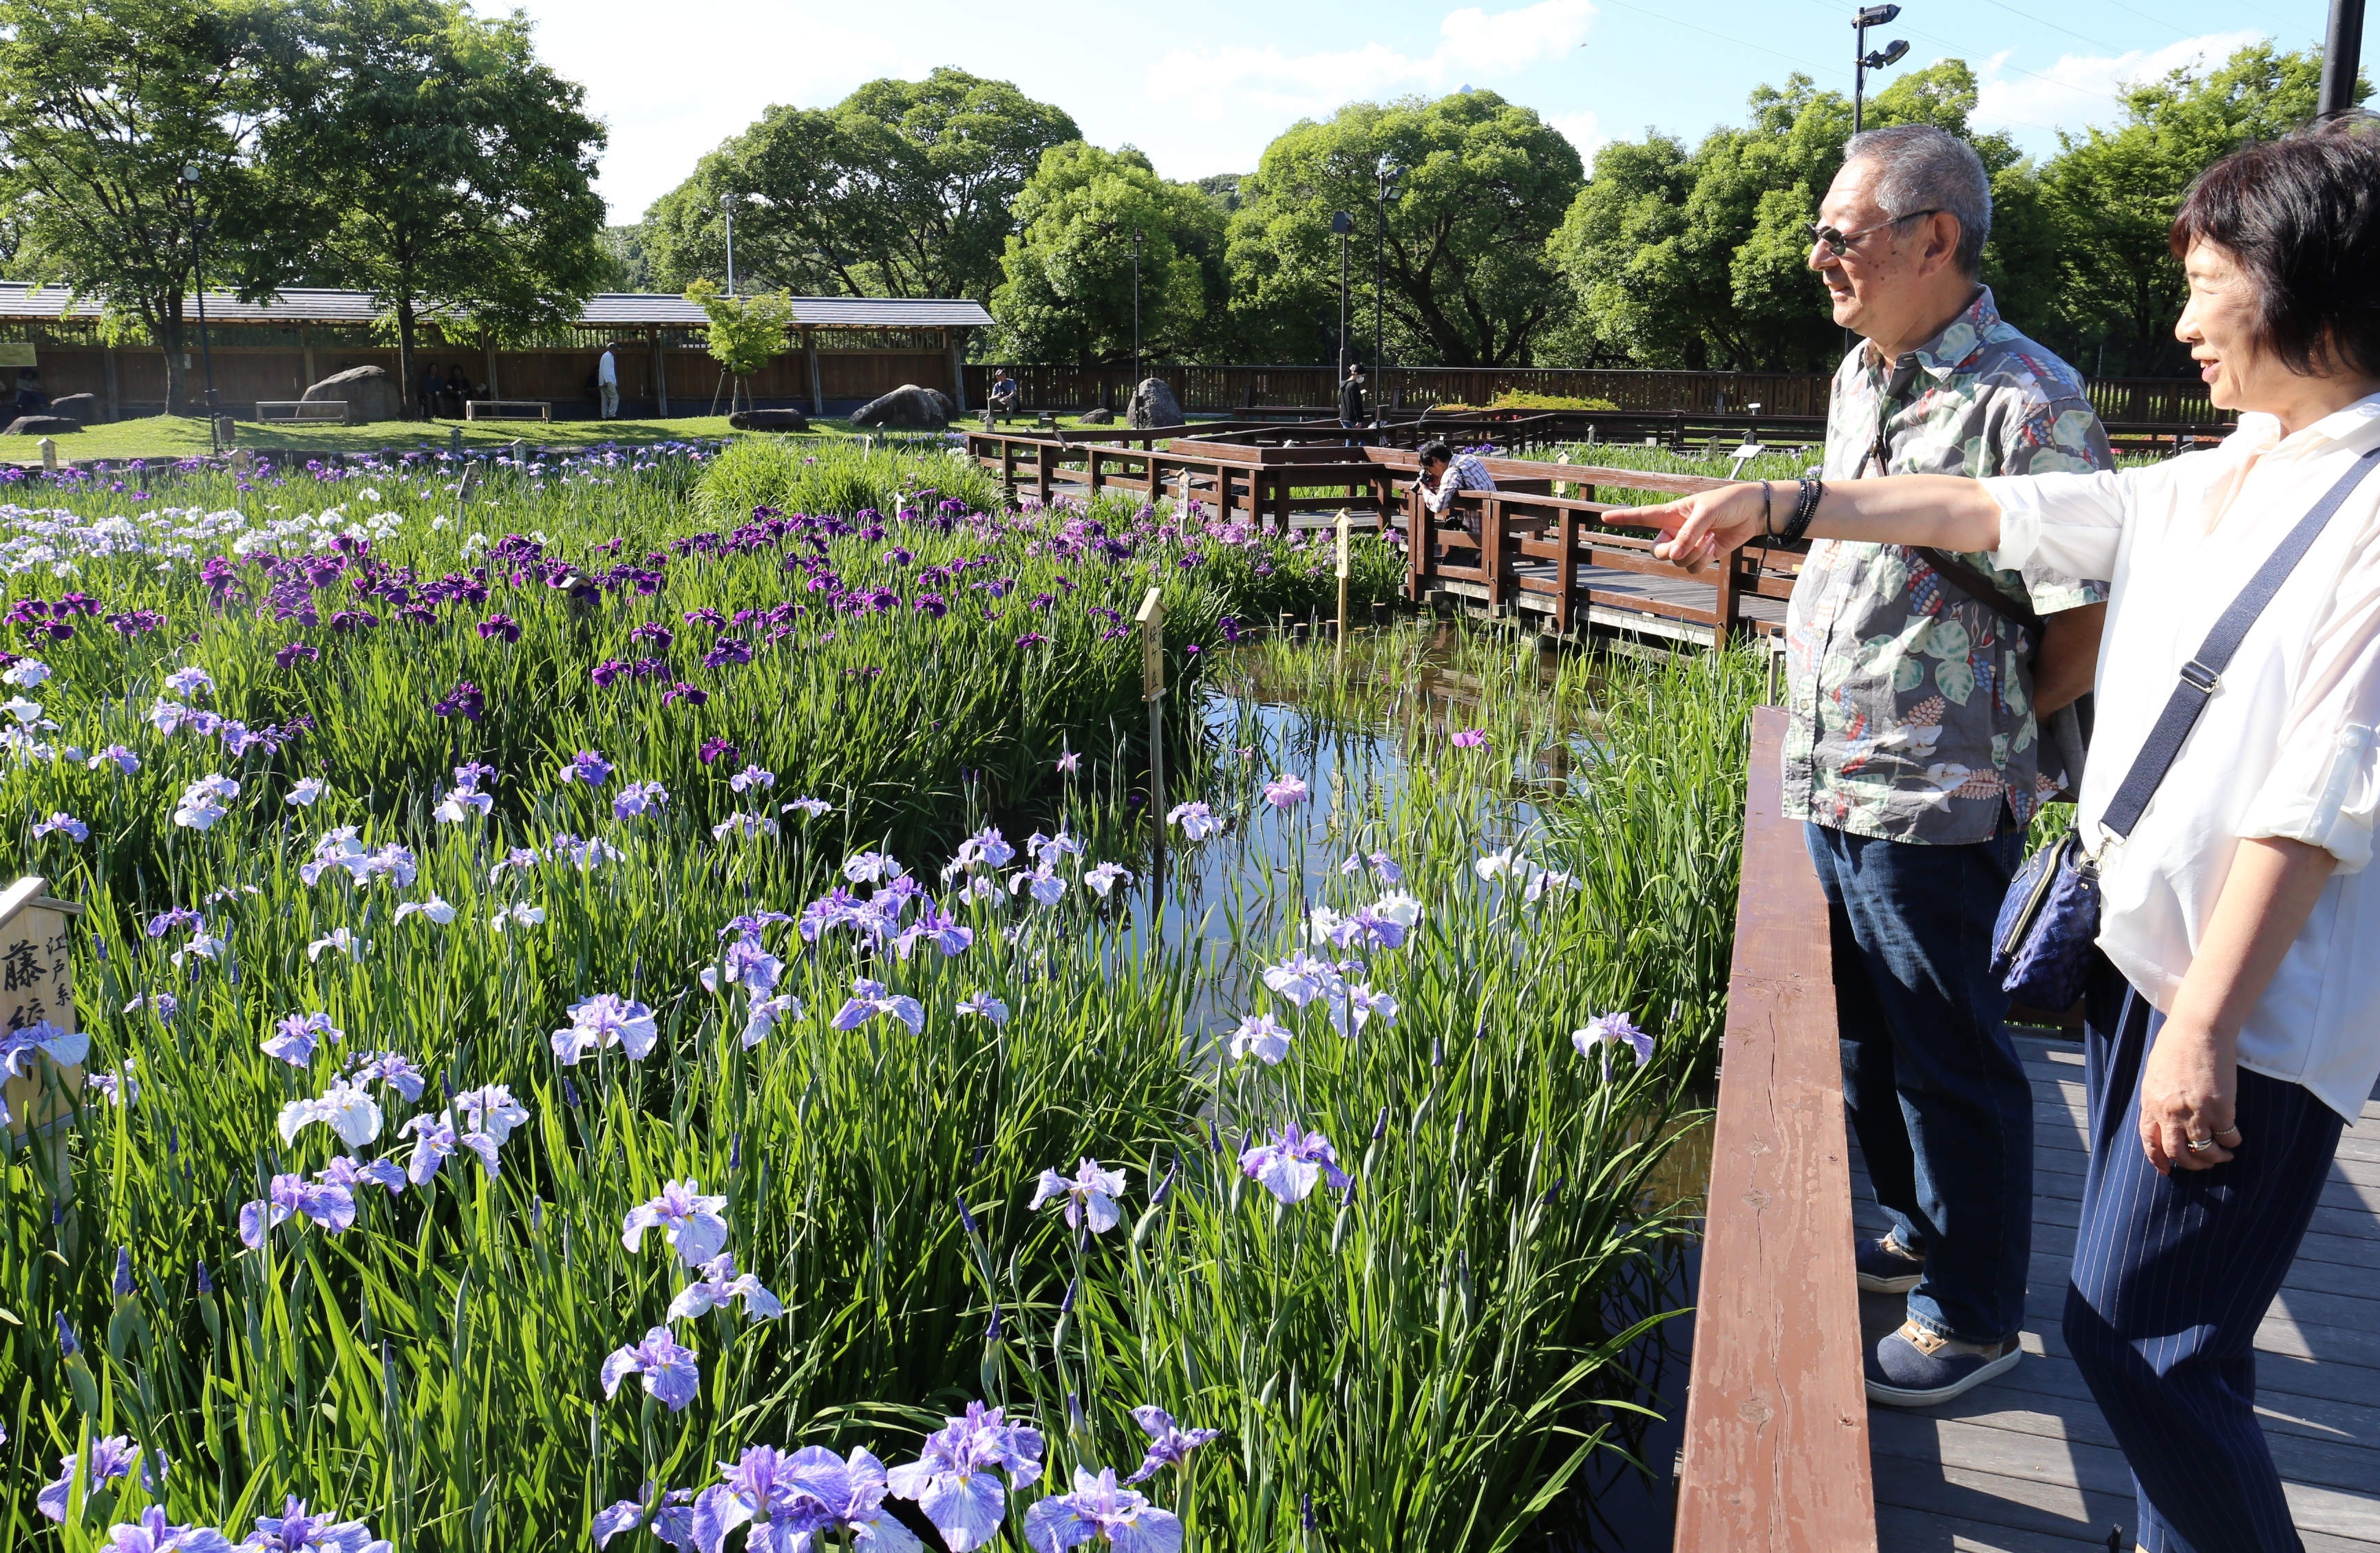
left=1851, top=1034, right=2380, bottom=1552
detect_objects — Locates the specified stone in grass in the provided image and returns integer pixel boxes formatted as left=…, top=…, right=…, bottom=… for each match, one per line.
left=299, top=364, right=392, bottom=422
left=847, top=384, right=952, bottom=430
left=1078, top=407, right=1114, bottom=425
left=48, top=393, right=100, bottom=425
left=729, top=408, right=809, bottom=432
left=3, top=414, right=83, bottom=436
left=1126, top=377, right=1183, bottom=429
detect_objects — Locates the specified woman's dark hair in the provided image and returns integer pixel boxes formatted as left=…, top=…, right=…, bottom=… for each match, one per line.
left=2169, top=112, right=2380, bottom=379
left=1419, top=440, right=1455, bottom=467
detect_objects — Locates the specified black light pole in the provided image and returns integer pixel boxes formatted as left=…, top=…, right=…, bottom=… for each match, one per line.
left=1851, top=5, right=1910, bottom=135
left=2321, top=0, right=2367, bottom=116
left=722, top=194, right=737, bottom=297
left=179, top=163, right=220, bottom=451
left=1131, top=227, right=1145, bottom=386
left=1331, top=210, right=1353, bottom=373
left=1373, top=162, right=1402, bottom=407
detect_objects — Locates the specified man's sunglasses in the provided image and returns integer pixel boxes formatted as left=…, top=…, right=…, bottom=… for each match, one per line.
left=1807, top=208, right=1941, bottom=257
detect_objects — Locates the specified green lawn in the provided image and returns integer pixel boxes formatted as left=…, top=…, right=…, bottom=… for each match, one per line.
left=0, top=411, right=889, bottom=462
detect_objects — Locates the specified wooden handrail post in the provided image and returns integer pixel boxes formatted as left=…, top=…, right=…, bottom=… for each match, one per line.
left=1480, top=496, right=1505, bottom=618
left=1036, top=439, right=1053, bottom=508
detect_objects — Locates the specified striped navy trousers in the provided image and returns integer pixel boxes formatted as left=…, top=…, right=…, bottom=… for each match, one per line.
left=2065, top=965, right=2346, bottom=1553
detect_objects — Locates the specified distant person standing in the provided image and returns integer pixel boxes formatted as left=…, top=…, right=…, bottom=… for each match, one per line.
left=596, top=345, right=619, bottom=420
left=1339, top=365, right=1368, bottom=445
left=15, top=367, right=47, bottom=415
left=418, top=365, right=441, bottom=420
left=446, top=364, right=470, bottom=418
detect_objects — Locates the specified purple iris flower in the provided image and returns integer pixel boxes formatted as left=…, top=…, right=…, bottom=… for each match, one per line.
left=613, top=781, right=669, bottom=820
left=237, top=1496, right=386, bottom=1553
left=701, top=638, right=752, bottom=668
left=885, top=1402, right=1046, bottom=1552
left=30, top=812, right=87, bottom=842
left=275, top=642, right=319, bottom=670
left=668, top=1252, right=785, bottom=1322
left=551, top=992, right=660, bottom=1064
left=1237, top=1122, right=1352, bottom=1205
left=699, top=737, right=739, bottom=767
left=831, top=976, right=926, bottom=1033
left=399, top=1111, right=501, bottom=1186
left=700, top=937, right=783, bottom=996
left=621, top=1179, right=730, bottom=1266
left=432, top=681, right=484, bottom=721
left=663, top=682, right=708, bottom=707
left=1165, top=802, right=1219, bottom=840
left=317, top=1155, right=407, bottom=1197
left=602, top=1327, right=701, bottom=1413
left=559, top=749, right=615, bottom=786
left=344, top=1051, right=426, bottom=1102
left=955, top=992, right=1009, bottom=1027
left=1122, top=1408, right=1221, bottom=1484
left=1021, top=1466, right=1183, bottom=1553
left=591, top=1488, right=695, bottom=1551
left=728, top=764, right=774, bottom=793
left=1028, top=1159, right=1127, bottom=1234
left=1262, top=773, right=1308, bottom=808
left=238, top=1173, right=357, bottom=1247
left=88, top=744, right=141, bottom=775
left=895, top=906, right=973, bottom=961
left=1572, top=1012, right=1654, bottom=1079
left=1260, top=953, right=1343, bottom=1009
left=114, top=1246, right=136, bottom=1296
left=36, top=1436, right=166, bottom=1523
left=591, top=658, right=630, bottom=687
left=1228, top=1014, right=1293, bottom=1065
left=100, top=1506, right=234, bottom=1553
left=476, top=613, right=521, bottom=643
left=262, top=1011, right=342, bottom=1067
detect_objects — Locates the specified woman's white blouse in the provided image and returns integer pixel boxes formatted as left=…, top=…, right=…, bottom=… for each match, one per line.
left=1984, top=393, right=2380, bottom=1122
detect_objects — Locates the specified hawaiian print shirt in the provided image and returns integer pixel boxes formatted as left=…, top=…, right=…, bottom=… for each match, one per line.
left=1784, top=287, right=2114, bottom=844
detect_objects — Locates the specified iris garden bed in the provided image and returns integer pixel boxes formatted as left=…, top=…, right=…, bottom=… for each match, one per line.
left=2, top=446, right=1756, bottom=1552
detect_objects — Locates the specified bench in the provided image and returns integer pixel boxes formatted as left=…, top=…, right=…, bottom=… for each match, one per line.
left=255, top=400, right=355, bottom=425
left=464, top=399, right=551, bottom=422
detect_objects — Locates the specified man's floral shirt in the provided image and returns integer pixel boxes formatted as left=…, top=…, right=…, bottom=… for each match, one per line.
left=1785, top=287, right=2113, bottom=844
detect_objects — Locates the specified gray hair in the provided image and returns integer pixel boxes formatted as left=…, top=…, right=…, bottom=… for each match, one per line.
left=1842, top=124, right=1991, bottom=277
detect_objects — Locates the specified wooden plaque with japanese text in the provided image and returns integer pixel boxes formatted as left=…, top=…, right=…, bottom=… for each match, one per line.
left=3, top=875, right=85, bottom=1142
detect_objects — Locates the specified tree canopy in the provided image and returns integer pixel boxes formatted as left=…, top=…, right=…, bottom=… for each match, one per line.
left=642, top=68, right=1079, bottom=303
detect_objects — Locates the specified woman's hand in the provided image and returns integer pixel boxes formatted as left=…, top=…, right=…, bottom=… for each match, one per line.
left=2136, top=1017, right=2242, bottom=1175
left=1611, top=482, right=1772, bottom=572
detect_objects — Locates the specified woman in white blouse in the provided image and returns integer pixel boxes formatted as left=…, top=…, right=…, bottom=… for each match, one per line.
left=1637, top=116, right=2380, bottom=1553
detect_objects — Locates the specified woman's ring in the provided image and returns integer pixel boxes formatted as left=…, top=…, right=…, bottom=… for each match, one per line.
left=2185, top=1136, right=2219, bottom=1153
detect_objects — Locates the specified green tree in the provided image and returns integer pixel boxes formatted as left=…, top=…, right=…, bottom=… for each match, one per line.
left=257, top=0, right=607, bottom=416
left=987, top=142, right=1226, bottom=367
left=644, top=68, right=1078, bottom=304
left=684, top=278, right=791, bottom=414
left=0, top=0, right=295, bottom=414
left=1545, top=62, right=2030, bottom=371
left=2041, top=43, right=2360, bottom=376
left=601, top=224, right=652, bottom=291
left=1225, top=91, right=1583, bottom=368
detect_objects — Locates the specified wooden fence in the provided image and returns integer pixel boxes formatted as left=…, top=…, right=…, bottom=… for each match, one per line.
left=965, top=363, right=2227, bottom=426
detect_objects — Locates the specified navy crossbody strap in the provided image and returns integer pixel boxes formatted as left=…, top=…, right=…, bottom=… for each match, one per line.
left=2101, top=444, right=2380, bottom=840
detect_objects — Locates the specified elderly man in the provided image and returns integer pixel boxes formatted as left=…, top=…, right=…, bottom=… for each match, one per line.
left=1790, top=124, right=2111, bottom=1407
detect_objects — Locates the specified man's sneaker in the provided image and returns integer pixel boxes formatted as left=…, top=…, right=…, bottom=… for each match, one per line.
left=1865, top=1320, right=2021, bottom=1406
left=1854, top=1234, right=1926, bottom=1294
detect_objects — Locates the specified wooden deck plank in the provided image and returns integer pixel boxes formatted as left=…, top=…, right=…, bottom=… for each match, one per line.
left=1672, top=706, right=1876, bottom=1552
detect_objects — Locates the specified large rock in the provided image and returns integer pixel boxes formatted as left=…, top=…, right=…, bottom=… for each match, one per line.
left=3, top=415, right=83, bottom=436
left=848, top=383, right=952, bottom=430
left=1078, top=406, right=1114, bottom=425
left=48, top=393, right=100, bottom=425
left=299, top=364, right=392, bottom=422
left=729, top=407, right=809, bottom=432
left=1126, top=377, right=1182, bottom=429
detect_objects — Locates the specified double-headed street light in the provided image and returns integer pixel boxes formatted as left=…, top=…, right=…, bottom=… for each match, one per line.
left=1852, top=5, right=1911, bottom=135
left=1330, top=210, right=1354, bottom=374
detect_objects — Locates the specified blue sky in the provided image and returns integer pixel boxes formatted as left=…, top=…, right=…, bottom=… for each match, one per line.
left=511, top=0, right=2326, bottom=223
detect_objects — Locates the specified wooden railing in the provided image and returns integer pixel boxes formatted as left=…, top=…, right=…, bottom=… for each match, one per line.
left=1672, top=705, right=1876, bottom=1551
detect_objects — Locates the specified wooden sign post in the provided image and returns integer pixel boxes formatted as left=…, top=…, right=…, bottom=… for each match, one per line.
left=3, top=876, right=86, bottom=1217
left=1334, top=508, right=1353, bottom=668
left=39, top=437, right=58, bottom=473
left=1136, top=586, right=1167, bottom=913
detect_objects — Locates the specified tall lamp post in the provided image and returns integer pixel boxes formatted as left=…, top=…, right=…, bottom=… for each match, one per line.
left=2321, top=0, right=2366, bottom=116
left=178, top=163, right=220, bottom=451
left=1330, top=210, right=1354, bottom=374
left=1130, top=227, right=1146, bottom=386
left=1373, top=162, right=1403, bottom=408
left=1851, top=5, right=1911, bottom=135
left=722, top=193, right=737, bottom=297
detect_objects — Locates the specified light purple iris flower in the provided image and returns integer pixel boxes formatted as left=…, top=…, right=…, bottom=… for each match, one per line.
left=344, top=1051, right=425, bottom=1102
left=454, top=1084, right=528, bottom=1144
left=613, top=782, right=670, bottom=820
left=831, top=978, right=926, bottom=1034
left=1021, top=1466, right=1183, bottom=1553
left=1029, top=1159, right=1127, bottom=1234
left=780, top=797, right=833, bottom=820
left=602, top=1327, right=701, bottom=1413
left=727, top=765, right=774, bottom=793
left=1165, top=801, right=1220, bottom=840
left=1008, top=865, right=1065, bottom=907
left=276, top=1081, right=381, bottom=1148
left=31, top=812, right=87, bottom=842
left=233, top=1495, right=387, bottom=1553
left=317, top=1155, right=407, bottom=1197
left=842, top=850, right=906, bottom=885
left=740, top=994, right=801, bottom=1048
left=1122, top=1407, right=1221, bottom=1485
left=560, top=750, right=615, bottom=787
left=1260, top=953, right=1344, bottom=1009
left=1238, top=1123, right=1352, bottom=1205
left=551, top=993, right=660, bottom=1064
left=1261, top=773, right=1308, bottom=808
left=668, top=1252, right=785, bottom=1322
left=102, top=1506, right=235, bottom=1553
left=262, top=1011, right=342, bottom=1067
left=238, top=1174, right=357, bottom=1249
left=591, top=1488, right=695, bottom=1550
left=1023, top=831, right=1082, bottom=868
left=1328, top=985, right=1399, bottom=1038
left=942, top=826, right=1015, bottom=877
left=895, top=906, right=973, bottom=961
left=1572, top=1012, right=1654, bottom=1079
left=88, top=744, right=140, bottom=775
left=400, top=1111, right=502, bottom=1185
left=622, top=1179, right=730, bottom=1266
left=885, top=1402, right=1046, bottom=1553
left=701, top=939, right=783, bottom=996
left=36, top=1435, right=164, bottom=1523
left=955, top=992, right=1009, bottom=1027
left=1083, top=862, right=1133, bottom=899
left=1228, top=1014, right=1292, bottom=1065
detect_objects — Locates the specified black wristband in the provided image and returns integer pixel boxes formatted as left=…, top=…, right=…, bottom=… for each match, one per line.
left=1781, top=477, right=1823, bottom=543
left=1760, top=480, right=1774, bottom=536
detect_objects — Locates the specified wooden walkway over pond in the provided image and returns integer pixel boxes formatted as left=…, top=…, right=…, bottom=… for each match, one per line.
left=1683, top=709, right=2380, bottom=1553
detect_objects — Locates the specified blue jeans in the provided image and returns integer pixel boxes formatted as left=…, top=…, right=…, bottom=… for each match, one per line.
left=1805, top=822, right=2033, bottom=1343
left=2065, top=967, right=2343, bottom=1553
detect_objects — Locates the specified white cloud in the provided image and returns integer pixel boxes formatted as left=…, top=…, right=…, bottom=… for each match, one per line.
left=1546, top=109, right=1605, bottom=164
left=1972, top=29, right=2267, bottom=141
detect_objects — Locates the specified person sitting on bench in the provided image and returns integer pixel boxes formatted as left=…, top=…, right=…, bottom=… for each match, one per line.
left=1416, top=439, right=1495, bottom=532
left=988, top=369, right=1021, bottom=422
